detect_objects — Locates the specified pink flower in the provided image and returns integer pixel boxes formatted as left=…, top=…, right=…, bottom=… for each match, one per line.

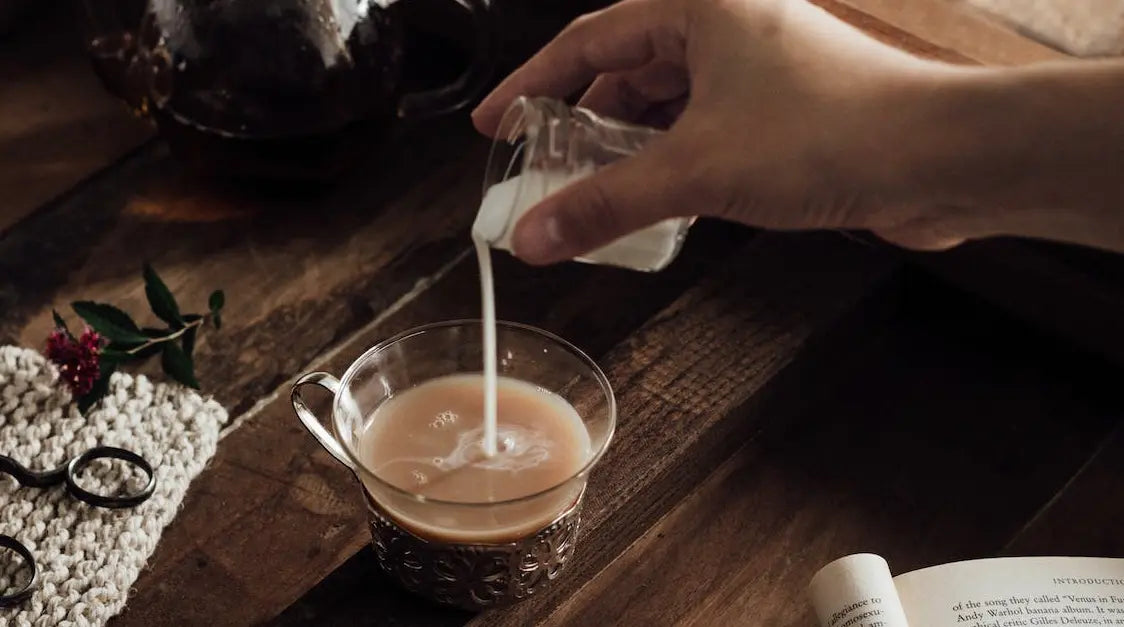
left=45, top=328, right=103, bottom=397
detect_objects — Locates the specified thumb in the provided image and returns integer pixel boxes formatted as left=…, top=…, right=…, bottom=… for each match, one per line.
left=510, top=134, right=693, bottom=265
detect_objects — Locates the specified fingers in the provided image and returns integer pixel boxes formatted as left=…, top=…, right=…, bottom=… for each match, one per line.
left=576, top=60, right=689, bottom=122
left=509, top=133, right=697, bottom=264
left=472, top=0, right=687, bottom=135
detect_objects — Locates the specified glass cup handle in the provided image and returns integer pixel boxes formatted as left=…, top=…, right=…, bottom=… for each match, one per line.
left=397, top=0, right=495, bottom=119
left=291, top=373, right=356, bottom=471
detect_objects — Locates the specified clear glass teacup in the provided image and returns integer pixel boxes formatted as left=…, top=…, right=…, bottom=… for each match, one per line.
left=290, top=320, right=615, bottom=610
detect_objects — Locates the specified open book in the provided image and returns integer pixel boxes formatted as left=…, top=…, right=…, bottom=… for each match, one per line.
left=809, top=553, right=1124, bottom=627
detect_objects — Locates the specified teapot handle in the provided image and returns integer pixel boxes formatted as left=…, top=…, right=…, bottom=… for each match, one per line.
left=397, top=0, right=495, bottom=120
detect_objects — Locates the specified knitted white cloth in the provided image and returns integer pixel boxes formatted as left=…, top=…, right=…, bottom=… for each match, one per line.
left=0, top=346, right=228, bottom=626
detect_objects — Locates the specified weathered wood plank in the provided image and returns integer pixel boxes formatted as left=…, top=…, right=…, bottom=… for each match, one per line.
left=915, top=239, right=1124, bottom=368
left=0, top=8, right=153, bottom=234
left=1002, top=421, right=1124, bottom=558
left=539, top=274, right=1122, bottom=627
left=0, top=116, right=490, bottom=418
left=472, top=235, right=897, bottom=626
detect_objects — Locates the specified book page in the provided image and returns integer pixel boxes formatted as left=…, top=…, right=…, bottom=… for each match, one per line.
left=893, top=556, right=1124, bottom=627
left=809, top=553, right=911, bottom=627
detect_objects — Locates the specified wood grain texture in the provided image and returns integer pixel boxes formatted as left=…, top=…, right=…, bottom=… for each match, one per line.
left=0, top=8, right=153, bottom=234
left=915, top=239, right=1124, bottom=368
left=810, top=0, right=974, bottom=64
left=470, top=235, right=897, bottom=627
left=1003, top=421, right=1124, bottom=559
left=0, top=116, right=490, bottom=418
left=540, top=274, right=1123, bottom=627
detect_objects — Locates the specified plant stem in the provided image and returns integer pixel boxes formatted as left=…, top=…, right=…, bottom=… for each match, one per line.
left=125, top=316, right=206, bottom=355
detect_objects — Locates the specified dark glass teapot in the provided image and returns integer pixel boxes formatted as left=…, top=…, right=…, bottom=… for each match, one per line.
left=81, top=0, right=493, bottom=182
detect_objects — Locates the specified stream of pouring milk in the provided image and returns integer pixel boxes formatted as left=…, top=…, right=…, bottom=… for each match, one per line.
left=472, top=166, right=677, bottom=458
left=472, top=168, right=623, bottom=458
left=472, top=171, right=563, bottom=458
left=473, top=236, right=499, bottom=458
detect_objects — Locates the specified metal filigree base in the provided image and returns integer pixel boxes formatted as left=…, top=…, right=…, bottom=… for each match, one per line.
left=362, top=490, right=582, bottom=611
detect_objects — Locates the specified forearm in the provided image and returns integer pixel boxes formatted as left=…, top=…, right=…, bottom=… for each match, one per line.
left=903, top=59, right=1124, bottom=252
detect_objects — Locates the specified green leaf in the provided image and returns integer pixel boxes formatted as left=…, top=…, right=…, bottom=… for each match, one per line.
left=77, top=364, right=115, bottom=414
left=52, top=309, right=71, bottom=337
left=72, top=302, right=148, bottom=344
left=98, top=356, right=116, bottom=378
left=52, top=309, right=76, bottom=342
left=208, top=290, right=224, bottom=329
left=77, top=395, right=96, bottom=414
left=99, top=348, right=131, bottom=364
left=182, top=326, right=198, bottom=360
left=136, top=344, right=163, bottom=359
left=161, top=342, right=199, bottom=389
left=208, top=290, right=224, bottom=313
left=143, top=263, right=184, bottom=328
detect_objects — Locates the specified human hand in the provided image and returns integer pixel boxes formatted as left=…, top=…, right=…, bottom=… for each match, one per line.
left=471, top=0, right=972, bottom=264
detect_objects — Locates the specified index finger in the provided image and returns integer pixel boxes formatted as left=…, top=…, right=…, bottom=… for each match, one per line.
left=471, top=0, right=687, bottom=135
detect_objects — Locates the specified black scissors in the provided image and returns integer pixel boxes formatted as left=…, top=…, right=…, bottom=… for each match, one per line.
left=0, top=446, right=156, bottom=608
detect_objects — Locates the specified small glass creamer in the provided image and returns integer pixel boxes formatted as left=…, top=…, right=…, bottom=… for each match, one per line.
left=473, top=97, right=694, bottom=272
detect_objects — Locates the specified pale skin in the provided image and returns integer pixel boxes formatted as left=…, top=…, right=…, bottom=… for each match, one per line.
left=470, top=0, right=1124, bottom=264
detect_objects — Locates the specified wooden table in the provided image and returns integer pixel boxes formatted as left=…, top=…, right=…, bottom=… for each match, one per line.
left=3, top=2, right=1123, bottom=625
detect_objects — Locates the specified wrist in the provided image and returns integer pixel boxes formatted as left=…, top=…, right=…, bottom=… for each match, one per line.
left=890, top=60, right=1124, bottom=251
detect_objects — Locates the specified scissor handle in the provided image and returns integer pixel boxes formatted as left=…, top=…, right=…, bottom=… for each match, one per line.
left=0, top=534, right=38, bottom=607
left=0, top=455, right=66, bottom=488
left=65, top=446, right=156, bottom=509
